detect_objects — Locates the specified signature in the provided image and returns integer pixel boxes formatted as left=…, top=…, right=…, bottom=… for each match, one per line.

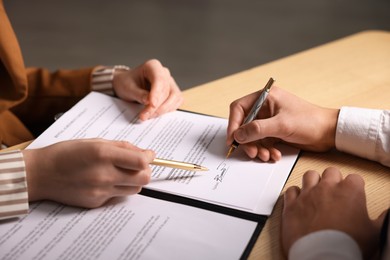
left=214, top=161, right=230, bottom=183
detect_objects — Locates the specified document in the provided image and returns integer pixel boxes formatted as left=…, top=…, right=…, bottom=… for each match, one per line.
left=0, top=195, right=257, bottom=260
left=0, top=92, right=299, bottom=259
left=27, top=92, right=299, bottom=215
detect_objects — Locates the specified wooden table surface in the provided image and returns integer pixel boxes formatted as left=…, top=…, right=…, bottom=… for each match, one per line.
left=180, top=30, right=390, bottom=259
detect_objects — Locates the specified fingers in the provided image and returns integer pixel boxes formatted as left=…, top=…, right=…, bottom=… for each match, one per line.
left=343, top=173, right=365, bottom=189
left=124, top=86, right=150, bottom=105
left=241, top=140, right=282, bottom=161
left=300, top=168, right=362, bottom=195
left=233, top=116, right=283, bottom=144
left=284, top=186, right=300, bottom=207
left=321, top=167, right=343, bottom=184
left=91, top=141, right=154, bottom=205
left=341, top=174, right=367, bottom=210
left=144, top=60, right=170, bottom=106
left=141, top=77, right=183, bottom=120
left=30, top=139, right=157, bottom=209
left=301, top=170, right=321, bottom=192
left=227, top=101, right=247, bottom=145
left=227, top=92, right=262, bottom=145
left=80, top=139, right=155, bottom=171
left=227, top=87, right=288, bottom=146
left=88, top=140, right=154, bottom=187
left=113, top=185, right=143, bottom=197
left=256, top=145, right=281, bottom=162
left=301, top=167, right=342, bottom=193
left=114, top=59, right=183, bottom=121
left=110, top=141, right=156, bottom=171
left=106, top=142, right=154, bottom=200
left=115, top=165, right=152, bottom=186
left=140, top=60, right=183, bottom=120
left=86, top=185, right=144, bottom=209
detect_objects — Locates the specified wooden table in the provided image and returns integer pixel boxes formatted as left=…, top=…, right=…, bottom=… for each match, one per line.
left=180, top=30, right=390, bottom=259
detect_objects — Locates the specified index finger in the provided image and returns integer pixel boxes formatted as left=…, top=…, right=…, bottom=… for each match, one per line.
left=301, top=170, right=321, bottom=193
left=227, top=92, right=261, bottom=145
left=283, top=186, right=300, bottom=211
left=111, top=143, right=156, bottom=171
left=145, top=63, right=171, bottom=110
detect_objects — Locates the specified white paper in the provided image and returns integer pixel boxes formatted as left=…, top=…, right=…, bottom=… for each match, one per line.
left=28, top=92, right=299, bottom=215
left=0, top=195, right=257, bottom=260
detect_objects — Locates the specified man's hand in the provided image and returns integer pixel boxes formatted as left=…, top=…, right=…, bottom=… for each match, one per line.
left=281, top=167, right=385, bottom=259
left=227, top=86, right=339, bottom=161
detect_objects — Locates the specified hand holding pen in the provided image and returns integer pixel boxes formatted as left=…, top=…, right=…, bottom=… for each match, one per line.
left=226, top=83, right=340, bottom=162
left=226, top=78, right=274, bottom=158
left=24, top=139, right=207, bottom=210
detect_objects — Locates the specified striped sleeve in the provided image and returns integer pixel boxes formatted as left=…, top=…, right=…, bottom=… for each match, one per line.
left=0, top=150, right=29, bottom=220
left=91, top=65, right=130, bottom=96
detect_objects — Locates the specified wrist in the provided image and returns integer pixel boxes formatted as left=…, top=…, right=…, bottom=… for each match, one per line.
left=112, top=65, right=131, bottom=94
left=22, top=149, right=45, bottom=202
left=324, top=108, right=339, bottom=149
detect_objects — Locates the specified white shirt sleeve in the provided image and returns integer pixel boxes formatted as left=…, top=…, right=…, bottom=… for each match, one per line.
left=335, top=107, right=390, bottom=167
left=289, top=230, right=363, bottom=260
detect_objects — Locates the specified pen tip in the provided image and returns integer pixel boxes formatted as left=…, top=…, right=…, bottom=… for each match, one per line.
left=226, top=146, right=235, bottom=158
left=195, top=165, right=209, bottom=171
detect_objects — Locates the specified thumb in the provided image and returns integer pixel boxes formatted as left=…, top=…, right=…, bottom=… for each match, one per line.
left=234, top=117, right=281, bottom=144
left=143, top=149, right=156, bottom=162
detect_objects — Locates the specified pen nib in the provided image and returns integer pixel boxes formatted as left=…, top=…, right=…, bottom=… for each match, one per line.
left=195, top=165, right=209, bottom=171
left=226, top=146, right=236, bottom=158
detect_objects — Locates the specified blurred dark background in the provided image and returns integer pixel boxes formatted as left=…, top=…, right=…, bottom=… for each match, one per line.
left=5, top=0, right=390, bottom=90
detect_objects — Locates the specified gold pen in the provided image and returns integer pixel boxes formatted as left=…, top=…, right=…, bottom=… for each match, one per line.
left=151, top=158, right=208, bottom=171
left=226, top=77, right=275, bottom=158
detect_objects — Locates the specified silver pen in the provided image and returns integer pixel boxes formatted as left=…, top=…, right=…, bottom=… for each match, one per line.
left=226, top=77, right=275, bottom=158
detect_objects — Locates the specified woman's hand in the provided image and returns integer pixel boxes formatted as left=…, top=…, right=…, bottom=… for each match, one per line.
left=113, top=59, right=184, bottom=121
left=23, top=139, right=155, bottom=208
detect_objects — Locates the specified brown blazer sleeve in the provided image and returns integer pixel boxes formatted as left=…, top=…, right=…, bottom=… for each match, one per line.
left=12, top=67, right=95, bottom=136
left=0, top=0, right=95, bottom=145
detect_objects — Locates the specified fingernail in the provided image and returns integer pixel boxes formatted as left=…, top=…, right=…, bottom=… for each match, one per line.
left=145, top=149, right=156, bottom=159
left=139, top=113, right=148, bottom=121
left=235, top=129, right=247, bottom=142
left=142, top=94, right=149, bottom=104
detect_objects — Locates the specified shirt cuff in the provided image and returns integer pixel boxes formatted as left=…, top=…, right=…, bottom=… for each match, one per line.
left=289, top=230, right=362, bottom=260
left=335, top=106, right=382, bottom=162
left=0, top=150, right=29, bottom=220
left=91, top=65, right=130, bottom=96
